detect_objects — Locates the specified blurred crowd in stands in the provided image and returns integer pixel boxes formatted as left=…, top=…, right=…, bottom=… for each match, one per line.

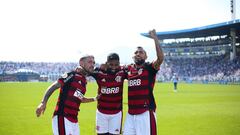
left=1, top=54, right=240, bottom=84
left=157, top=55, right=240, bottom=84
left=163, top=37, right=230, bottom=48
left=0, top=62, right=78, bottom=82
left=0, top=62, right=77, bottom=75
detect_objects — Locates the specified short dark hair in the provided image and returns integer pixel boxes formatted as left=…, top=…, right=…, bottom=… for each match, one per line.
left=135, top=46, right=146, bottom=54
left=107, top=53, right=119, bottom=61
left=136, top=46, right=143, bottom=49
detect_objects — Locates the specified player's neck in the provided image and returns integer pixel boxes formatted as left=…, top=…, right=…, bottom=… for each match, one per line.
left=77, top=66, right=89, bottom=76
left=135, top=63, right=144, bottom=68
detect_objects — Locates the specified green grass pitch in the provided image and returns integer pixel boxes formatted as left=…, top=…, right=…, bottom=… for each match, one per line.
left=0, top=82, right=240, bottom=135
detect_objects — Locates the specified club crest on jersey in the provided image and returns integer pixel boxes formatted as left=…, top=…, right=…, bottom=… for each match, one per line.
left=73, top=89, right=84, bottom=100
left=138, top=68, right=143, bottom=75
left=115, top=76, right=121, bottom=82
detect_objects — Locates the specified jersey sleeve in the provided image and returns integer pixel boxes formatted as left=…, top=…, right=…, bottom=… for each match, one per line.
left=58, top=71, right=74, bottom=87
left=147, top=62, right=159, bottom=75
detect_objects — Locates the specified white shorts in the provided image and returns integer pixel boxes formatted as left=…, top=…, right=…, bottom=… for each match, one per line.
left=96, top=110, right=123, bottom=134
left=123, top=110, right=157, bottom=135
left=52, top=115, right=80, bottom=135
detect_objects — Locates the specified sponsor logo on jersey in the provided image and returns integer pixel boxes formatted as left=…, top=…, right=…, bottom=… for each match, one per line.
left=63, top=73, right=74, bottom=83
left=101, top=78, right=106, bottom=82
left=101, top=87, right=119, bottom=94
left=128, top=79, right=141, bottom=86
left=73, top=89, right=84, bottom=100
left=61, top=72, right=68, bottom=78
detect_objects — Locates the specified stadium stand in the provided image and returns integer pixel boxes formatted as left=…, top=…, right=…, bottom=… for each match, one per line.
left=0, top=62, right=98, bottom=82
left=1, top=55, right=239, bottom=84
left=143, top=19, right=240, bottom=84
left=1, top=20, right=239, bottom=84
left=0, top=62, right=77, bottom=82
left=157, top=55, right=240, bottom=84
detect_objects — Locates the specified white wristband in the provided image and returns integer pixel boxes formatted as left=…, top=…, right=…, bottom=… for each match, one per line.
left=93, top=97, right=97, bottom=101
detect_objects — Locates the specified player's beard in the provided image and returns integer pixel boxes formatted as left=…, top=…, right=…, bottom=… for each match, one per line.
left=107, top=68, right=118, bottom=74
left=134, top=59, right=145, bottom=65
left=82, top=66, right=92, bottom=76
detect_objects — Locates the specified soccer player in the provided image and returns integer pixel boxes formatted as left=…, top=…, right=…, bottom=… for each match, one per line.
left=123, top=29, right=164, bottom=135
left=36, top=55, right=99, bottom=135
left=91, top=53, right=127, bottom=135
left=172, top=73, right=178, bottom=92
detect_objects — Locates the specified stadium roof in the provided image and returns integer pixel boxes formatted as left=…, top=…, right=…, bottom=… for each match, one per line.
left=15, top=69, right=39, bottom=74
left=141, top=19, right=240, bottom=39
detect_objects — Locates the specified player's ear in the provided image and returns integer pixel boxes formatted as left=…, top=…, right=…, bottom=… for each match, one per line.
left=144, top=53, right=147, bottom=60
left=79, top=61, right=83, bottom=66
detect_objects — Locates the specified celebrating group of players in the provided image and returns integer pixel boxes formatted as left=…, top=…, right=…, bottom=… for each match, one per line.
left=36, top=29, right=164, bottom=135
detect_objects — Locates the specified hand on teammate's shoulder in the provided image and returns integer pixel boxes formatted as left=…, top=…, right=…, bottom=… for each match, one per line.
left=100, top=63, right=107, bottom=71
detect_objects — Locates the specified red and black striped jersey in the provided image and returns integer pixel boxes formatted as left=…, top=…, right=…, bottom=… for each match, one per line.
left=126, top=62, right=159, bottom=115
left=53, top=71, right=87, bottom=123
left=91, top=67, right=127, bottom=114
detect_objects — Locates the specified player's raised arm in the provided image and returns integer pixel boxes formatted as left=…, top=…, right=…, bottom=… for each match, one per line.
left=35, top=81, right=61, bottom=117
left=149, top=29, right=164, bottom=70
